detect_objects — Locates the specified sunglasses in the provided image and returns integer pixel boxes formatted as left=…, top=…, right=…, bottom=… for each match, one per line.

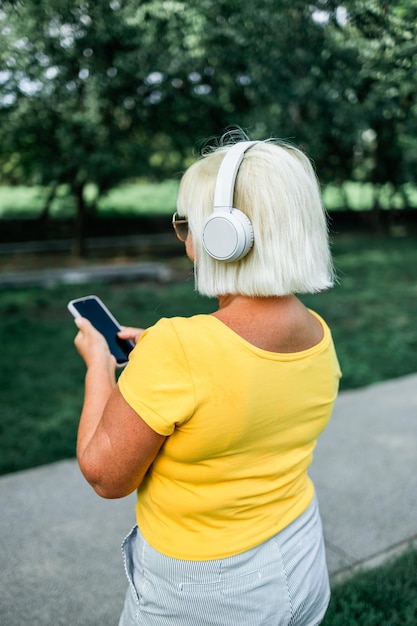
left=172, top=212, right=189, bottom=242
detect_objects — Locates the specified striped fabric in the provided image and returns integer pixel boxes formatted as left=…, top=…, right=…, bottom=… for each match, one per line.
left=118, top=496, right=330, bottom=626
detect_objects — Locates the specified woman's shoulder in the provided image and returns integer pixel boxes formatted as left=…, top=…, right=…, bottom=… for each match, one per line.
left=144, top=314, right=217, bottom=341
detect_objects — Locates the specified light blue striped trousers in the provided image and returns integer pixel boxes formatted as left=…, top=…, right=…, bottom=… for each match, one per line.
left=118, top=496, right=330, bottom=626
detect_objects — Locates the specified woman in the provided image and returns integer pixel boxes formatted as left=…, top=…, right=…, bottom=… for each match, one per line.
left=73, top=134, right=341, bottom=626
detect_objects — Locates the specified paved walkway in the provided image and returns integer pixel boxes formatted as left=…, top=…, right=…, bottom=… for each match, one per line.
left=1, top=374, right=416, bottom=625
left=0, top=261, right=171, bottom=288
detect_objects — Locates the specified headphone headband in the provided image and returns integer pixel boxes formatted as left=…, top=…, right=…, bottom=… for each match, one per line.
left=213, top=141, right=260, bottom=210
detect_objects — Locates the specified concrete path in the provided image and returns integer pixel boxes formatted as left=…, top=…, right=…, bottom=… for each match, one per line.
left=310, top=373, right=417, bottom=579
left=0, top=261, right=171, bottom=288
left=1, top=373, right=416, bottom=625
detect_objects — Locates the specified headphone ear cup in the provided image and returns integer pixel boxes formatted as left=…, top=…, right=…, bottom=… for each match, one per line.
left=202, top=209, right=254, bottom=262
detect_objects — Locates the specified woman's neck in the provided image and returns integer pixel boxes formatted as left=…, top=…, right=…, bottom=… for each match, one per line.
left=212, top=294, right=323, bottom=353
left=216, top=294, right=295, bottom=312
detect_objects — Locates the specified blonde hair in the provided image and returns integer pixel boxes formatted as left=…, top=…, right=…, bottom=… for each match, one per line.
left=176, top=138, right=335, bottom=297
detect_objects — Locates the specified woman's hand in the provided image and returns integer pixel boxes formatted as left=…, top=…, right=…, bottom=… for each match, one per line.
left=74, top=317, right=116, bottom=370
left=118, top=326, right=145, bottom=344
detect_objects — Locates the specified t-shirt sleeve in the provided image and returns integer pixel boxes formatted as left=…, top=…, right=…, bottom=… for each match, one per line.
left=118, top=318, right=195, bottom=436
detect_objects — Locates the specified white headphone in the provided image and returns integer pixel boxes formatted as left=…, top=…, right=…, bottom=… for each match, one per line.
left=202, top=140, right=259, bottom=262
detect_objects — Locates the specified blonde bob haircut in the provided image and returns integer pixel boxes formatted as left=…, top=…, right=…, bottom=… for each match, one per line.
left=176, top=138, right=335, bottom=298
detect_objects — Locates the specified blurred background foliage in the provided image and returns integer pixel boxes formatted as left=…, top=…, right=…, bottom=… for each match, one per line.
left=0, top=0, right=416, bottom=252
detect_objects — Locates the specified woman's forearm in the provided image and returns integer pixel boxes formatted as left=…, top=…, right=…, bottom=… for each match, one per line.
left=72, top=316, right=164, bottom=498
left=76, top=361, right=116, bottom=463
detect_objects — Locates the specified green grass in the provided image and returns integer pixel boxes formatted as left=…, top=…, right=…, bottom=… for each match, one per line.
left=322, top=181, right=417, bottom=211
left=302, top=234, right=417, bottom=389
left=97, top=180, right=178, bottom=216
left=323, top=547, right=417, bottom=625
left=0, top=180, right=179, bottom=218
left=0, top=185, right=51, bottom=216
left=0, top=278, right=216, bottom=475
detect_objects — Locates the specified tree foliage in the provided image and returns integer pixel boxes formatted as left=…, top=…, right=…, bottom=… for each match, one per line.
left=0, top=0, right=416, bottom=252
left=332, top=1, right=417, bottom=201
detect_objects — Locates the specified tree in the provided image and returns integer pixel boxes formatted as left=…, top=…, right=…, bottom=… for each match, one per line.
left=0, top=1, right=149, bottom=253
left=1, top=0, right=416, bottom=253
left=319, top=0, right=417, bottom=214
left=0, top=0, right=233, bottom=253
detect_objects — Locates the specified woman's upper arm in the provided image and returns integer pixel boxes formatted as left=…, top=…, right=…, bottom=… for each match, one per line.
left=78, top=385, right=166, bottom=499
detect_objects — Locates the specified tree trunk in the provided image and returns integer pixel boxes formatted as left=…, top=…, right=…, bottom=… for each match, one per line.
left=38, top=182, right=58, bottom=224
left=72, top=183, right=87, bottom=257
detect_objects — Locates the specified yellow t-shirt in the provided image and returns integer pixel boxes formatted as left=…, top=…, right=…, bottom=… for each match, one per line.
left=118, top=312, right=341, bottom=560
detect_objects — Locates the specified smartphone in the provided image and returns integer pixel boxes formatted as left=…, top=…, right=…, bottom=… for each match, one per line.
left=67, top=295, right=134, bottom=366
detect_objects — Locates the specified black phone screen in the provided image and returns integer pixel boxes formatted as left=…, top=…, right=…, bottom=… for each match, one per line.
left=72, top=298, right=134, bottom=365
